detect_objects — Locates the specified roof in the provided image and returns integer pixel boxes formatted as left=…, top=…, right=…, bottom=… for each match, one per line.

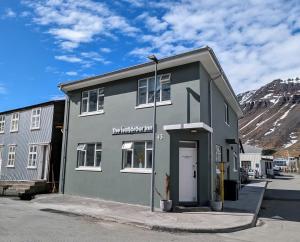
left=242, top=144, right=263, bottom=153
left=59, top=46, right=243, bottom=117
left=0, top=100, right=65, bottom=115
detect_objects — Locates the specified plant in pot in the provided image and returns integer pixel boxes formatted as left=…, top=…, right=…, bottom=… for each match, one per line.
left=155, top=173, right=172, bottom=212
left=210, top=175, right=223, bottom=211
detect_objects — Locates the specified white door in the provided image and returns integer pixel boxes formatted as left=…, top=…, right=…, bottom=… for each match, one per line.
left=179, top=144, right=197, bottom=202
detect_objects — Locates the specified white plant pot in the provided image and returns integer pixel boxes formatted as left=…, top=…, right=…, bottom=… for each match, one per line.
left=210, top=200, right=223, bottom=211
left=160, top=200, right=173, bottom=212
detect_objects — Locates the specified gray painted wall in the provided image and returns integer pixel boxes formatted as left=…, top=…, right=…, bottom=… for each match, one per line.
left=61, top=61, right=240, bottom=207
left=0, top=105, right=54, bottom=180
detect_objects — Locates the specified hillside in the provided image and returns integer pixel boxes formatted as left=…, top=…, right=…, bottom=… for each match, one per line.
left=238, top=78, right=300, bottom=157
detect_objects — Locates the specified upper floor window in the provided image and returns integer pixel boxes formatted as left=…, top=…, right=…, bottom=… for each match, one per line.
left=0, top=115, right=5, bottom=133
left=10, top=113, right=19, bottom=132
left=7, top=145, right=16, bottom=167
left=28, top=145, right=38, bottom=168
left=31, top=108, right=41, bottom=130
left=137, top=74, right=171, bottom=106
left=77, top=143, right=102, bottom=170
left=225, top=103, right=229, bottom=125
left=81, top=88, right=104, bottom=114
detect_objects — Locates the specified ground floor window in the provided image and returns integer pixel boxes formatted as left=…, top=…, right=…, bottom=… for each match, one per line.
left=241, top=160, right=251, bottom=170
left=28, top=145, right=38, bottom=168
left=122, top=141, right=152, bottom=170
left=77, top=143, right=102, bottom=169
left=7, top=145, right=16, bottom=167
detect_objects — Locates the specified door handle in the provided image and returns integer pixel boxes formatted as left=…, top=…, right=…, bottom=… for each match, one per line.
left=193, top=171, right=196, bottom=178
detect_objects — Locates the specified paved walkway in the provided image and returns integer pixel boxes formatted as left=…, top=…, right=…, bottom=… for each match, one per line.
left=31, top=181, right=267, bottom=233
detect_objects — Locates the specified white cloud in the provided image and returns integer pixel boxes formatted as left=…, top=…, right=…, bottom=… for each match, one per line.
left=0, top=84, right=7, bottom=94
left=66, top=71, right=78, bottom=76
left=3, top=8, right=16, bottom=18
left=23, top=0, right=138, bottom=50
left=131, top=0, right=300, bottom=93
left=55, top=55, right=82, bottom=63
left=50, top=94, right=66, bottom=100
left=100, top=47, right=111, bottom=53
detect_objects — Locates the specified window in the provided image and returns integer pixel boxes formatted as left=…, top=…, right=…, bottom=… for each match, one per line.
left=215, top=145, right=222, bottom=162
left=7, top=145, right=16, bottom=167
left=81, top=88, right=104, bottom=114
left=31, top=108, right=41, bottom=130
left=233, top=152, right=238, bottom=171
left=77, top=143, right=102, bottom=170
left=137, top=74, right=171, bottom=106
left=10, top=113, right=19, bottom=132
left=0, top=145, right=3, bottom=163
left=122, top=141, right=152, bottom=171
left=28, top=145, right=38, bottom=168
left=225, top=103, right=229, bottom=125
left=226, top=148, right=230, bottom=162
left=0, top=115, right=5, bottom=133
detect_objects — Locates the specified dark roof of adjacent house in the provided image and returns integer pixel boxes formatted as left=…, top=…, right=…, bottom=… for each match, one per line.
left=0, top=100, right=65, bottom=115
left=58, top=46, right=243, bottom=117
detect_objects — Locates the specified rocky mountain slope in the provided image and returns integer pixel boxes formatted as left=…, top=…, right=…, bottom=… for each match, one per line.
left=238, top=78, right=300, bottom=157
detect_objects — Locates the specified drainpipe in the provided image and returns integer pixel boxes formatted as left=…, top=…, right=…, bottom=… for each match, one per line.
left=209, top=79, right=214, bottom=201
left=59, top=94, right=70, bottom=194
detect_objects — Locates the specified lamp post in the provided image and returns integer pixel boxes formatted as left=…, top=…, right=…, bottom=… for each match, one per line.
left=148, top=54, right=158, bottom=212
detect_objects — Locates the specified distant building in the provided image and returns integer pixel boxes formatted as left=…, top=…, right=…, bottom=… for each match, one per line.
left=240, top=144, right=273, bottom=177
left=0, top=100, right=65, bottom=188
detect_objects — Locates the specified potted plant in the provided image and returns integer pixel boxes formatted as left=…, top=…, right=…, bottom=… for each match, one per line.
left=210, top=175, right=223, bottom=211
left=156, top=173, right=172, bottom=212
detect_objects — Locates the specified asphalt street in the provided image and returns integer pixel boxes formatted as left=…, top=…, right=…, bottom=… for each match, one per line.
left=1, top=174, right=300, bottom=242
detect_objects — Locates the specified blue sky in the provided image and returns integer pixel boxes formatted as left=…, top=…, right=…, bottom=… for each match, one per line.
left=0, top=0, right=300, bottom=111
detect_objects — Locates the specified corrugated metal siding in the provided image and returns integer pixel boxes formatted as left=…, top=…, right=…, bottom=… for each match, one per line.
left=0, top=105, right=54, bottom=180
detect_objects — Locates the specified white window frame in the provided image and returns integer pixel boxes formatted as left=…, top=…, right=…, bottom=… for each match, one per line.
left=0, top=115, right=5, bottom=133
left=225, top=103, right=230, bottom=125
left=0, top=145, right=3, bottom=164
left=137, top=74, right=171, bottom=108
left=10, top=113, right=19, bottom=132
left=27, top=145, right=38, bottom=169
left=80, top=88, right=104, bottom=116
left=215, top=145, right=222, bottom=163
left=30, top=108, right=41, bottom=130
left=7, top=145, right=16, bottom=167
left=233, top=152, right=238, bottom=171
left=120, top=141, right=152, bottom=173
left=76, top=143, right=102, bottom=171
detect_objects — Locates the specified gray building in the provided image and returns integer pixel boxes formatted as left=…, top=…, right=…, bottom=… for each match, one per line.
left=0, top=101, right=65, bottom=186
left=59, top=47, right=243, bottom=208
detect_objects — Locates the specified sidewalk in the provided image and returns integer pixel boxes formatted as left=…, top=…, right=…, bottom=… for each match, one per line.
left=31, top=181, right=267, bottom=233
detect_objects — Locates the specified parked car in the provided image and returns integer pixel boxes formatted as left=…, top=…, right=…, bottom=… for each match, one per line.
left=240, top=168, right=248, bottom=184
left=273, top=166, right=281, bottom=176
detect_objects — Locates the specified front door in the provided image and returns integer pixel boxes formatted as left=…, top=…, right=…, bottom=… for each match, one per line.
left=179, top=142, right=197, bottom=203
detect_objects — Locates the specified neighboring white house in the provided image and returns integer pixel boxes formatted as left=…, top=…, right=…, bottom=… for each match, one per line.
left=240, top=144, right=273, bottom=178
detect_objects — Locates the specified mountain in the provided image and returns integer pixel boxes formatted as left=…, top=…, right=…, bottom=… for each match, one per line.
left=238, top=78, right=300, bottom=157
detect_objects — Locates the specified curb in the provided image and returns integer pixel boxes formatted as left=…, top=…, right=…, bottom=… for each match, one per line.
left=251, top=181, right=268, bottom=227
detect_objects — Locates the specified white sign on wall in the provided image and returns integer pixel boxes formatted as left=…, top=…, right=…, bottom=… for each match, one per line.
left=112, top=125, right=153, bottom=135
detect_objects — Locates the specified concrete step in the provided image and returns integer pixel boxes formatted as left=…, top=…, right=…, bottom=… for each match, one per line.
left=174, top=206, right=211, bottom=213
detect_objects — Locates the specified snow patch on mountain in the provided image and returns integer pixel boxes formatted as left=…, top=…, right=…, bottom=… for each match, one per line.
left=283, top=132, right=298, bottom=148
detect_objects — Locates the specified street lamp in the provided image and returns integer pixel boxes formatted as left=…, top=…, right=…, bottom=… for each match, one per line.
left=148, top=54, right=158, bottom=212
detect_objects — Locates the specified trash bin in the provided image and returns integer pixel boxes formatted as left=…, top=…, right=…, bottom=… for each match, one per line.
left=224, top=180, right=239, bottom=201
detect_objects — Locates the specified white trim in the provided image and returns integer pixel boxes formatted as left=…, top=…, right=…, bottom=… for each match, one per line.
left=120, top=168, right=152, bottom=174
left=30, top=108, right=41, bottom=130
left=28, top=142, right=50, bottom=146
left=27, top=166, right=37, bottom=170
left=75, top=167, right=102, bottom=172
left=28, top=144, right=38, bottom=168
left=0, top=115, right=5, bottom=133
left=164, top=122, right=213, bottom=133
left=79, top=110, right=104, bottom=117
left=10, top=113, right=19, bottom=133
left=135, top=100, right=172, bottom=109
left=80, top=88, right=104, bottom=115
left=6, top=165, right=15, bottom=168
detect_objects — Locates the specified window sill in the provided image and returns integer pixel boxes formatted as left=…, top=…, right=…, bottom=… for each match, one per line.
left=30, top=127, right=40, bottom=131
left=120, top=168, right=152, bottom=174
left=75, top=167, right=102, bottom=172
left=6, top=165, right=15, bottom=168
left=135, top=100, right=172, bottom=109
left=79, top=110, right=104, bottom=117
left=0, top=132, right=4, bottom=134
left=27, top=166, right=37, bottom=170
left=10, top=130, right=18, bottom=133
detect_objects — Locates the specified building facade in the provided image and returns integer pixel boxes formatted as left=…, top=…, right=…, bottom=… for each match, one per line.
left=59, top=47, right=242, bottom=208
left=0, top=101, right=65, bottom=185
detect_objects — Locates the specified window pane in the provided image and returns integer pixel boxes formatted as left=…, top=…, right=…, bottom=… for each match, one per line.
left=146, top=150, right=152, bottom=168
left=138, top=87, right=147, bottom=105
left=123, top=150, right=132, bottom=168
left=133, top=142, right=145, bottom=168
left=82, top=91, right=88, bottom=98
left=86, top=144, right=95, bottom=166
left=96, top=150, right=101, bottom=167
left=96, top=143, right=102, bottom=150
left=77, top=151, right=85, bottom=167
left=148, top=78, right=154, bottom=103
left=98, top=95, right=104, bottom=110
left=89, top=90, right=97, bottom=112
left=146, top=141, right=152, bottom=149
left=161, top=82, right=170, bottom=101
left=139, top=79, right=147, bottom=88
left=82, top=99, right=88, bottom=113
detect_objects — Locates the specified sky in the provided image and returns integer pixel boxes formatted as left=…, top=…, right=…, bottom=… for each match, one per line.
left=0, top=0, right=300, bottom=111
